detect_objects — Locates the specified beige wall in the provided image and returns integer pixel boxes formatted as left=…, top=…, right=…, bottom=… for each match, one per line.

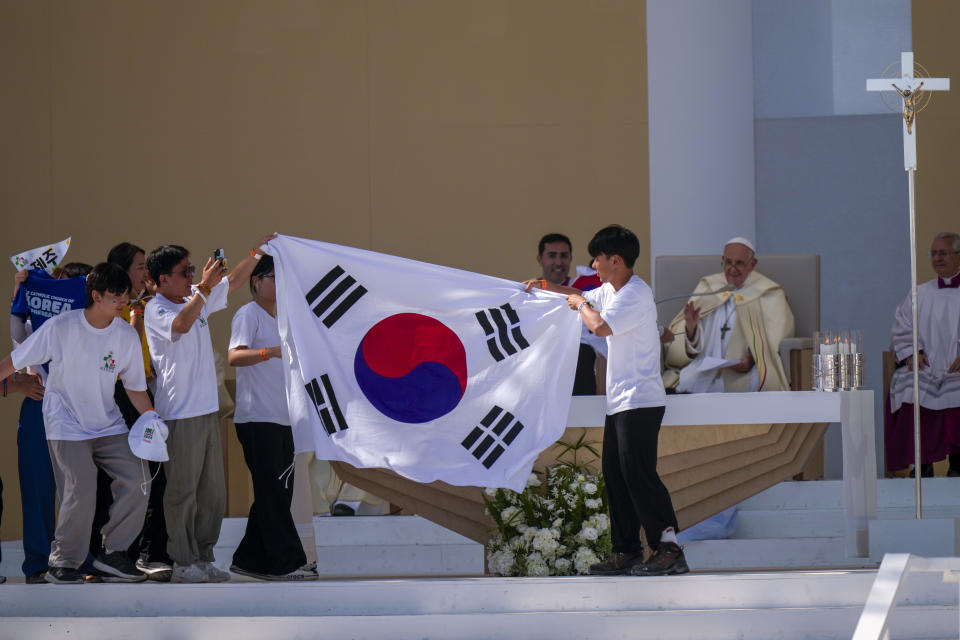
left=914, top=0, right=960, bottom=276
left=0, top=1, right=649, bottom=541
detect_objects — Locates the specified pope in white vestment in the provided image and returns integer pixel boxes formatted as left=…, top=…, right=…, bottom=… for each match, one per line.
left=885, top=232, right=960, bottom=475
left=663, top=238, right=795, bottom=393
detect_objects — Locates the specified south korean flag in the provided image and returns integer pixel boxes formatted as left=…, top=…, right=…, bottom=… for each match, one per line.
left=268, top=235, right=580, bottom=491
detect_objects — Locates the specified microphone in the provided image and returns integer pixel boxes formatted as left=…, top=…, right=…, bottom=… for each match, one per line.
left=655, top=284, right=734, bottom=305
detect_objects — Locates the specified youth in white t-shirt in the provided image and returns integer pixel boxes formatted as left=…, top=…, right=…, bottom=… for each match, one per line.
left=145, top=278, right=228, bottom=420
left=584, top=276, right=666, bottom=414
left=229, top=301, right=289, bottom=425
left=11, top=309, right=146, bottom=440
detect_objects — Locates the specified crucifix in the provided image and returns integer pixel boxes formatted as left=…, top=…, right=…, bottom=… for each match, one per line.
left=720, top=299, right=734, bottom=341
left=867, top=51, right=950, bottom=519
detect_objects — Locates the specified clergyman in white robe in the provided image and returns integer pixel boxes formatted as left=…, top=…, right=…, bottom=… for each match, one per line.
left=885, top=232, right=960, bottom=474
left=662, top=238, right=794, bottom=394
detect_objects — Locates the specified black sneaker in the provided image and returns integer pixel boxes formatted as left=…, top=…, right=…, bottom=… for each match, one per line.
left=93, top=551, right=147, bottom=583
left=588, top=551, right=642, bottom=576
left=230, top=564, right=272, bottom=581
left=629, top=542, right=690, bottom=576
left=45, top=566, right=86, bottom=584
left=25, top=570, right=48, bottom=584
left=331, top=503, right=356, bottom=516
left=136, top=558, right=173, bottom=582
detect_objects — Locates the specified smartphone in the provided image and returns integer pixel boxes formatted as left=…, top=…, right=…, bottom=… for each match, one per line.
left=213, top=248, right=227, bottom=272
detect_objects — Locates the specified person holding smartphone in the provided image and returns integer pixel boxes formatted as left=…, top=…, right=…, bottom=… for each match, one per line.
left=144, top=235, right=275, bottom=583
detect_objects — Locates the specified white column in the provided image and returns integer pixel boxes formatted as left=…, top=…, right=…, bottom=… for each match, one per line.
left=646, top=0, right=756, bottom=282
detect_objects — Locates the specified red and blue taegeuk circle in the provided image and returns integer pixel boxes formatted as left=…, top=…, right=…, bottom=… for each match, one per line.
left=354, top=313, right=468, bottom=424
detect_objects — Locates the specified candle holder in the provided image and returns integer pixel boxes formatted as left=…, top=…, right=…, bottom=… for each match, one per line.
left=813, top=330, right=864, bottom=391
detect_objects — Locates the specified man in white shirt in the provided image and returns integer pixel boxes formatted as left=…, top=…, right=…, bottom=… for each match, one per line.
left=886, top=232, right=960, bottom=476
left=528, top=225, right=688, bottom=577
left=144, top=235, right=274, bottom=583
left=0, top=263, right=154, bottom=584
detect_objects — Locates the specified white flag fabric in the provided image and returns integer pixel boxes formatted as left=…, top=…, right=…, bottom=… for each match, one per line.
left=268, top=235, right=580, bottom=492
left=11, top=237, right=72, bottom=274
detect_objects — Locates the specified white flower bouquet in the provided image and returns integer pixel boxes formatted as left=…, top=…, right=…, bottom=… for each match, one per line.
left=483, top=436, right=610, bottom=576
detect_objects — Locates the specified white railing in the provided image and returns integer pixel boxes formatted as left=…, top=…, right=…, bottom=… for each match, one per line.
left=852, top=553, right=960, bottom=640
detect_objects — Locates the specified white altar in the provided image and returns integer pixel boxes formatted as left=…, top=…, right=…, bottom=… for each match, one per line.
left=566, top=390, right=877, bottom=557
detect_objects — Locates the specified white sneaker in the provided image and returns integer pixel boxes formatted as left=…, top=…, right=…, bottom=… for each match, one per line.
left=201, top=562, right=231, bottom=583
left=170, top=563, right=209, bottom=583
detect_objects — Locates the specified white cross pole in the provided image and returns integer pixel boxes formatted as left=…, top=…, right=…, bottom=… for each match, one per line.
left=867, top=51, right=949, bottom=519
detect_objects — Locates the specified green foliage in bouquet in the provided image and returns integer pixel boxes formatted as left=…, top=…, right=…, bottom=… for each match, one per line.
left=483, top=434, right=611, bottom=576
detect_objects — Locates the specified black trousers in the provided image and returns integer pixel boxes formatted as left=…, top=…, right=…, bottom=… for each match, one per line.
left=602, top=406, right=678, bottom=553
left=232, top=422, right=306, bottom=575
left=89, top=382, right=169, bottom=563
left=572, top=344, right=597, bottom=396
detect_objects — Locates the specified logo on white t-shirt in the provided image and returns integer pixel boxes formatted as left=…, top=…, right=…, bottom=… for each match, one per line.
left=101, top=351, right=117, bottom=373
left=197, top=316, right=207, bottom=328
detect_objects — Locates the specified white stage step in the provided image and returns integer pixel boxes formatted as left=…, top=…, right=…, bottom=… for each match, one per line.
left=5, top=479, right=959, bottom=576
left=1, top=570, right=957, bottom=639
left=683, top=478, right=960, bottom=571
left=1, top=515, right=484, bottom=579
left=213, top=514, right=484, bottom=576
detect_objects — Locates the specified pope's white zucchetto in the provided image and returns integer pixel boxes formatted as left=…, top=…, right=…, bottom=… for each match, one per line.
left=724, top=237, right=756, bottom=255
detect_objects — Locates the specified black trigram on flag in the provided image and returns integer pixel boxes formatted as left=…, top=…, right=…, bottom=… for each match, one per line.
left=475, top=303, right=529, bottom=362
left=306, top=265, right=367, bottom=328
left=304, top=375, right=348, bottom=435
left=461, top=406, right=524, bottom=469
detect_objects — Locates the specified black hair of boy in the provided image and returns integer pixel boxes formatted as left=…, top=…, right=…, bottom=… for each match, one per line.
left=538, top=233, right=572, bottom=256
left=85, top=263, right=132, bottom=308
left=54, top=262, right=94, bottom=279
left=107, top=242, right=145, bottom=272
left=146, top=245, right=189, bottom=284
left=587, top=225, right=639, bottom=268
left=248, top=255, right=274, bottom=295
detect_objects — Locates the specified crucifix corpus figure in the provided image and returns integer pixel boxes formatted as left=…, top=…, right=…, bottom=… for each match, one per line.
left=891, top=81, right=924, bottom=134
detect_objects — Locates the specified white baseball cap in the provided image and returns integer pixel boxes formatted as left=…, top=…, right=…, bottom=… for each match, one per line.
left=129, top=410, right=169, bottom=462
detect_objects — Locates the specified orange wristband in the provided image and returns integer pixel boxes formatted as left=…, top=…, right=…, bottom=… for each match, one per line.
left=259, top=348, right=268, bottom=361
left=139, top=407, right=154, bottom=415
left=251, top=249, right=262, bottom=260
left=131, top=308, right=144, bottom=317
left=539, top=279, right=547, bottom=290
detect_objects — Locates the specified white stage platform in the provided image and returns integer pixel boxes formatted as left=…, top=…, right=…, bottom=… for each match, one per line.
left=3, top=478, right=960, bottom=638
left=1, top=569, right=958, bottom=639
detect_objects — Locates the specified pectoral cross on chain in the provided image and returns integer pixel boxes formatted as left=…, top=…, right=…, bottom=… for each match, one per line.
left=719, top=298, right=735, bottom=341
